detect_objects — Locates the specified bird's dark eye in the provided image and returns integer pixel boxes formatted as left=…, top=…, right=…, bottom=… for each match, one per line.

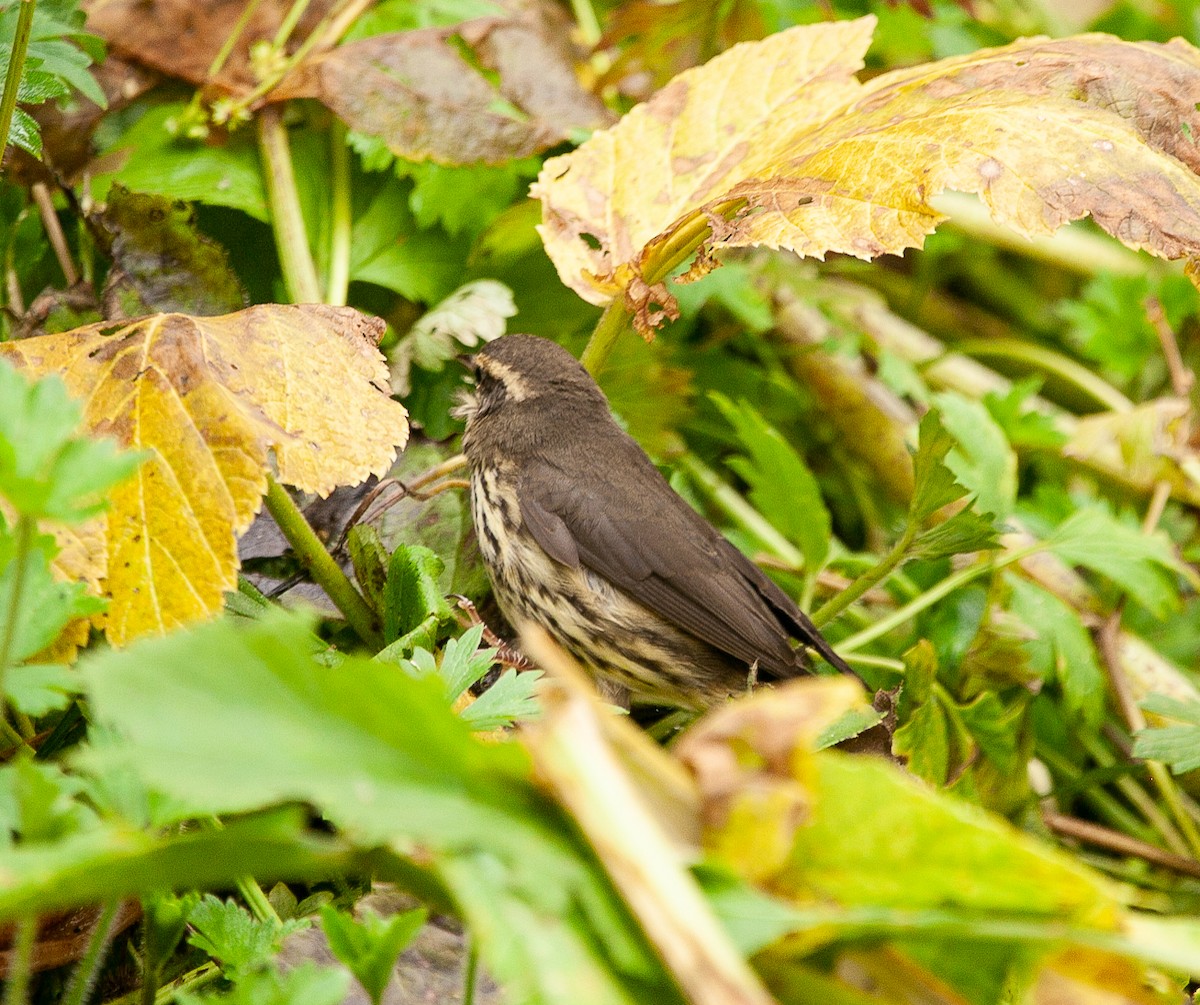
left=474, top=365, right=483, bottom=382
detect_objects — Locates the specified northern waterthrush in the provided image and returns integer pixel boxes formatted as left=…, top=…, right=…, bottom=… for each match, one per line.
left=459, top=334, right=852, bottom=709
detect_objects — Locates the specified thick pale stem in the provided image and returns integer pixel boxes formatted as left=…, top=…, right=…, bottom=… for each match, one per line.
left=258, top=106, right=322, bottom=303
left=327, top=120, right=352, bottom=307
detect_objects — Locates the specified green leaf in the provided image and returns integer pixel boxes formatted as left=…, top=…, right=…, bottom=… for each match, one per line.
left=983, top=379, right=1066, bottom=450
left=1133, top=694, right=1200, bottom=773
left=348, top=182, right=471, bottom=303
left=389, top=280, right=514, bottom=395
left=1006, top=576, right=1105, bottom=725
left=80, top=609, right=683, bottom=1005
left=177, top=961, right=350, bottom=1005
left=0, top=809, right=366, bottom=921
left=909, top=410, right=967, bottom=522
left=6, top=663, right=80, bottom=716
left=1059, top=273, right=1159, bottom=383
left=187, top=895, right=308, bottom=977
left=461, top=668, right=542, bottom=731
left=710, top=392, right=830, bottom=575
left=383, top=543, right=452, bottom=644
left=0, top=533, right=101, bottom=673
left=426, top=623, right=491, bottom=700
left=0, top=0, right=104, bottom=154
left=1046, top=506, right=1181, bottom=618
left=95, top=103, right=268, bottom=220
left=319, top=905, right=426, bottom=1005
left=813, top=706, right=886, bottom=752
left=780, top=752, right=1114, bottom=918
left=907, top=507, right=1001, bottom=561
left=0, top=361, right=144, bottom=522
left=0, top=754, right=92, bottom=845
left=930, top=391, right=1017, bottom=520
left=399, top=159, right=538, bottom=240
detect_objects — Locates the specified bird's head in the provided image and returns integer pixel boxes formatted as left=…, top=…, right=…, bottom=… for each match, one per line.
left=456, top=335, right=609, bottom=449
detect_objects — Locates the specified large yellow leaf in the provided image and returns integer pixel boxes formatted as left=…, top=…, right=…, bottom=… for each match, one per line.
left=0, top=305, right=408, bottom=644
left=534, top=17, right=1200, bottom=333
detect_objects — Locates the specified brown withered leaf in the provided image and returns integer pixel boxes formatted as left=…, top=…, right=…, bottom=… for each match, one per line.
left=0, top=306, right=408, bottom=645
left=84, top=0, right=336, bottom=93
left=272, top=9, right=612, bottom=164
left=535, top=17, right=1200, bottom=333
left=96, top=187, right=247, bottom=319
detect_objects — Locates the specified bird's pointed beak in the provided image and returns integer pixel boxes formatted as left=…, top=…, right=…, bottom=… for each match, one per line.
left=456, top=353, right=476, bottom=374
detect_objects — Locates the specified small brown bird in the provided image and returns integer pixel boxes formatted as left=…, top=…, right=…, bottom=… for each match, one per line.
left=459, top=334, right=853, bottom=709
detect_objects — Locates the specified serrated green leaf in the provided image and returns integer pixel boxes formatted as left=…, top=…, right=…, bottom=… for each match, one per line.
left=430, top=624, right=489, bottom=700
left=1134, top=695, right=1200, bottom=773
left=1007, top=576, right=1105, bottom=725
left=711, top=392, right=830, bottom=575
left=1046, top=506, right=1180, bottom=618
left=813, top=706, right=885, bottom=751
left=462, top=668, right=543, bottom=731
left=931, top=391, right=1016, bottom=520
left=983, top=379, right=1066, bottom=449
left=908, top=507, right=1001, bottom=561
left=187, top=895, right=308, bottom=976
left=0, top=361, right=144, bottom=522
left=909, top=410, right=966, bottom=523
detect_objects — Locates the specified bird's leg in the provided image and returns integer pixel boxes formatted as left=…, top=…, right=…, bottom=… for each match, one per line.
left=451, top=595, right=536, bottom=670
left=745, top=660, right=760, bottom=695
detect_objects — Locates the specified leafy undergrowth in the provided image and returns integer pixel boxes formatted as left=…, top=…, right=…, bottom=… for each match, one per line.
left=3, top=1, right=1200, bottom=1004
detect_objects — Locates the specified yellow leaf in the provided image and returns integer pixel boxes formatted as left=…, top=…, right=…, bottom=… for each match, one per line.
left=536, top=18, right=1200, bottom=333
left=0, top=305, right=408, bottom=645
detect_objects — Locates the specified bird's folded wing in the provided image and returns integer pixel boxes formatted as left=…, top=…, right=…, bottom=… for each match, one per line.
left=517, top=460, right=803, bottom=676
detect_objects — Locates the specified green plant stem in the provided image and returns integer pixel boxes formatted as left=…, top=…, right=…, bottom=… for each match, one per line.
left=1145, top=760, right=1200, bottom=861
left=208, top=0, right=264, bottom=76
left=0, top=714, right=27, bottom=752
left=1079, top=731, right=1189, bottom=857
left=0, top=516, right=34, bottom=711
left=0, top=0, right=35, bottom=165
left=580, top=199, right=746, bottom=373
left=462, top=937, right=479, bottom=1005
left=954, top=338, right=1134, bottom=413
left=1036, top=745, right=1152, bottom=843
left=273, top=0, right=313, bottom=47
left=263, top=475, right=382, bottom=647
left=196, top=817, right=281, bottom=923
left=811, top=524, right=916, bottom=628
left=258, top=106, right=322, bottom=303
left=239, top=876, right=281, bottom=923
left=837, top=545, right=1042, bottom=653
left=569, top=0, right=601, bottom=46
left=580, top=299, right=628, bottom=375
left=327, top=119, right=352, bottom=307
left=61, top=901, right=120, bottom=1005
left=2, top=915, right=37, bottom=1005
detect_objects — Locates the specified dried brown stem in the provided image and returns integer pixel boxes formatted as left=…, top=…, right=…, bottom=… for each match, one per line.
left=31, top=183, right=77, bottom=287
left=1043, top=811, right=1200, bottom=880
